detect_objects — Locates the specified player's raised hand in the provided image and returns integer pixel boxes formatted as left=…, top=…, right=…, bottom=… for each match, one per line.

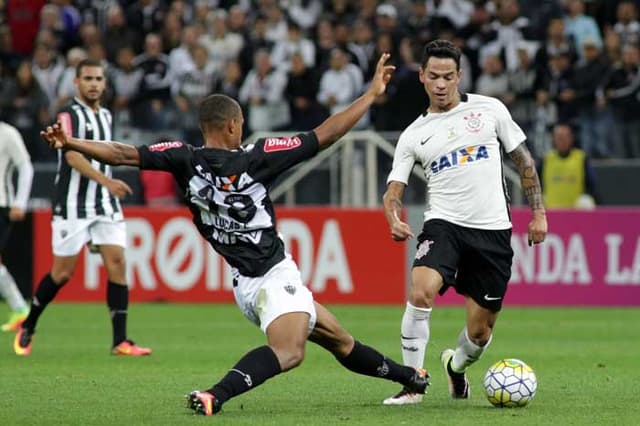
left=40, top=123, right=68, bottom=149
left=368, top=53, right=395, bottom=97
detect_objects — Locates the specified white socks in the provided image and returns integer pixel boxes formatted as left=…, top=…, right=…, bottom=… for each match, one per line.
left=400, top=302, right=432, bottom=369
left=451, top=327, right=492, bottom=373
left=0, top=265, right=28, bottom=312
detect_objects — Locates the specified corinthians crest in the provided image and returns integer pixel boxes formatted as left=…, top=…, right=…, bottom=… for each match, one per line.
left=415, top=240, right=434, bottom=260
left=464, top=112, right=484, bottom=133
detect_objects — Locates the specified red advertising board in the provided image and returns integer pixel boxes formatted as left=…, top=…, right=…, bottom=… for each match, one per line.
left=32, top=208, right=640, bottom=306
left=32, top=208, right=406, bottom=304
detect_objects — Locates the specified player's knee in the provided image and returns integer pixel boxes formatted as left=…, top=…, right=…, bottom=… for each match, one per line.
left=289, top=347, right=306, bottom=368
left=278, top=347, right=306, bottom=371
left=329, top=329, right=354, bottom=356
left=467, top=326, right=492, bottom=346
left=408, top=288, right=435, bottom=308
left=320, top=330, right=353, bottom=358
left=335, top=334, right=355, bottom=358
left=104, top=258, right=127, bottom=282
left=106, top=255, right=126, bottom=272
left=51, top=270, right=72, bottom=285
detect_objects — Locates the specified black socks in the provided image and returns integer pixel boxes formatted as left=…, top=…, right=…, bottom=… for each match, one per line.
left=209, top=345, right=282, bottom=404
left=23, top=276, right=130, bottom=349
left=22, top=274, right=62, bottom=331
left=337, top=340, right=415, bottom=385
left=107, top=281, right=128, bottom=347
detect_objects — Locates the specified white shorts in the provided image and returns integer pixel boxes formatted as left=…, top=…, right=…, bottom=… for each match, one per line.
left=233, top=255, right=317, bottom=335
left=51, top=216, right=127, bottom=257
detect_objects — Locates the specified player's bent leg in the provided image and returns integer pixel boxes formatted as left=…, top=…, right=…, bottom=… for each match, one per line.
left=384, top=267, right=442, bottom=405
left=308, top=301, right=353, bottom=356
left=463, top=296, right=498, bottom=348
left=266, top=311, right=310, bottom=371
left=309, top=302, right=430, bottom=397
left=407, top=266, right=443, bottom=308
left=443, top=297, right=498, bottom=399
left=187, top=312, right=308, bottom=416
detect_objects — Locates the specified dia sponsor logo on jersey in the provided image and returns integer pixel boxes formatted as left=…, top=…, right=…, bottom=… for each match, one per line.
left=263, top=137, right=302, bottom=152
left=430, top=145, right=489, bottom=174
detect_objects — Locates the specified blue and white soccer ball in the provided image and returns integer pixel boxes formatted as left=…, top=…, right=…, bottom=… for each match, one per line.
left=483, top=358, right=537, bottom=407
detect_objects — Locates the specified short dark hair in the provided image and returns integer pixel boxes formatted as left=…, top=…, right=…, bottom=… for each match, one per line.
left=199, top=94, right=241, bottom=131
left=76, top=59, right=103, bottom=77
left=421, top=39, right=461, bottom=70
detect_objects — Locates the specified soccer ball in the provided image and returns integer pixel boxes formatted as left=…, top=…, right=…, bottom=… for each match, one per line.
left=483, top=358, right=537, bottom=407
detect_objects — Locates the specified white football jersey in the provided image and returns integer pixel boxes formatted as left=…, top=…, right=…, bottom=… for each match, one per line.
left=387, top=93, right=526, bottom=230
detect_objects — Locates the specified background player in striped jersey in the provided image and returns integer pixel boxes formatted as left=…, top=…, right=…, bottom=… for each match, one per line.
left=14, top=59, right=151, bottom=357
left=382, top=40, right=547, bottom=405
left=0, top=120, right=33, bottom=332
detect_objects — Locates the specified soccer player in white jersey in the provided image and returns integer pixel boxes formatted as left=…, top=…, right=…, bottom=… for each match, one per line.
left=0, top=120, right=33, bottom=331
left=382, top=40, right=548, bottom=405
left=14, top=60, right=151, bottom=357
left=41, top=54, right=429, bottom=416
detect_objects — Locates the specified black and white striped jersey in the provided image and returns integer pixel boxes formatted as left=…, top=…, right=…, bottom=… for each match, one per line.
left=137, top=133, right=319, bottom=277
left=53, top=98, right=122, bottom=220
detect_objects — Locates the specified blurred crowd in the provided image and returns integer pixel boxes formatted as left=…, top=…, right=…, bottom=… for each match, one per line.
left=1, top=0, right=639, bottom=163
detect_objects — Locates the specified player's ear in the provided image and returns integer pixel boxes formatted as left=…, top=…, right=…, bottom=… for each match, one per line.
left=228, top=117, right=239, bottom=135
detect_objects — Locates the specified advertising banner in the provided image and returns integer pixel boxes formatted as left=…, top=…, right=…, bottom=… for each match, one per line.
left=32, top=208, right=406, bottom=304
left=33, top=208, right=640, bottom=306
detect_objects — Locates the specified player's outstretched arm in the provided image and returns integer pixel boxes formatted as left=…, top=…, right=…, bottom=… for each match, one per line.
left=508, top=142, right=547, bottom=246
left=41, top=123, right=140, bottom=167
left=313, top=53, right=395, bottom=149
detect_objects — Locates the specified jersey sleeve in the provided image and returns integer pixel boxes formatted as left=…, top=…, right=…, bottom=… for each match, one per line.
left=386, top=131, right=415, bottom=185
left=57, top=109, right=79, bottom=138
left=137, top=141, right=191, bottom=176
left=5, top=125, right=33, bottom=209
left=250, top=132, right=319, bottom=181
left=5, top=125, right=31, bottom=166
left=493, top=98, right=527, bottom=153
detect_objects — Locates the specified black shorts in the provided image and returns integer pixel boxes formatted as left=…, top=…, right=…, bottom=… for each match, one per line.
left=0, top=208, right=11, bottom=252
left=412, top=219, right=513, bottom=312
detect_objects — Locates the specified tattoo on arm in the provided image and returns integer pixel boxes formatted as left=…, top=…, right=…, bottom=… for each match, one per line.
left=390, top=198, right=403, bottom=221
left=509, top=143, right=544, bottom=211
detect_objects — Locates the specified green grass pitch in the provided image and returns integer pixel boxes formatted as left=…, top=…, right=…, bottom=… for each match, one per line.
left=1, top=303, right=638, bottom=425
